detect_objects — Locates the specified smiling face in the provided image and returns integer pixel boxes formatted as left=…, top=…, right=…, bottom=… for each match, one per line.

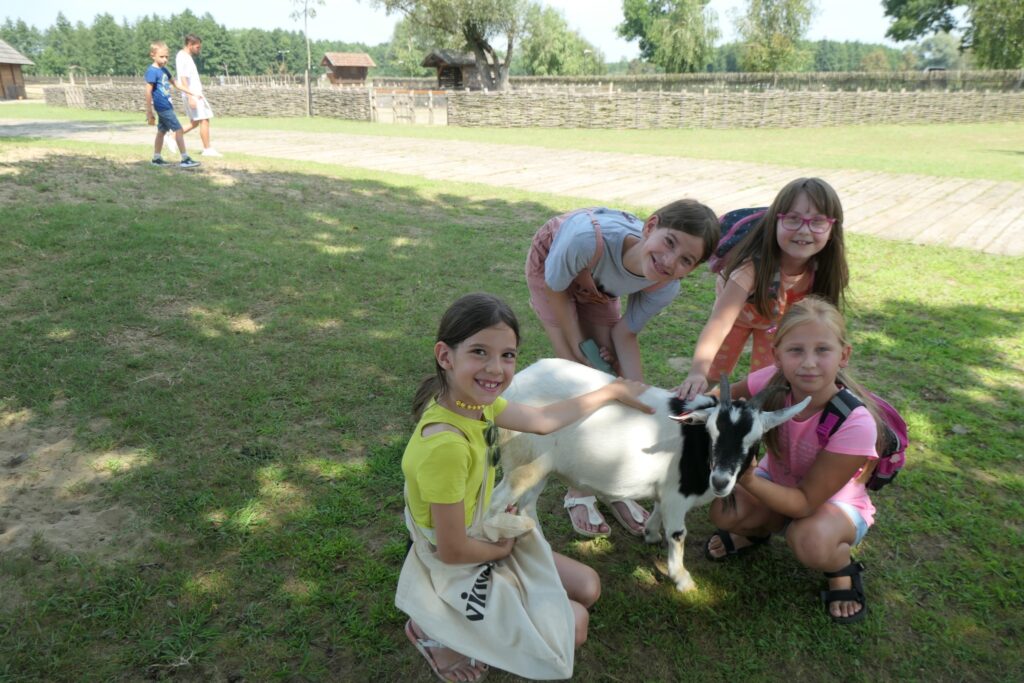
left=435, top=322, right=518, bottom=414
left=773, top=319, right=851, bottom=401
left=776, top=191, right=832, bottom=268
left=637, top=218, right=705, bottom=282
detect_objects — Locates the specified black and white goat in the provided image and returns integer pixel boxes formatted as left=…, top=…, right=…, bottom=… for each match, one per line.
left=488, top=358, right=808, bottom=592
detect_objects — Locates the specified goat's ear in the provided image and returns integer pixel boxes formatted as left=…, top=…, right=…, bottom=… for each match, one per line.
left=669, top=395, right=717, bottom=423
left=759, top=396, right=811, bottom=432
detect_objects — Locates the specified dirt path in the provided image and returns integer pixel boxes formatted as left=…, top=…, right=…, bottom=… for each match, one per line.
left=1, top=117, right=1021, bottom=256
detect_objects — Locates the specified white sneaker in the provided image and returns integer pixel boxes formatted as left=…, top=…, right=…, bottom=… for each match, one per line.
left=201, top=148, right=223, bottom=157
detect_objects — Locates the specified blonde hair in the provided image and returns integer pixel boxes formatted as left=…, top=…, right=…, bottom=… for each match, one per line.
left=759, top=296, right=883, bottom=461
left=149, top=41, right=168, bottom=56
left=723, top=177, right=849, bottom=318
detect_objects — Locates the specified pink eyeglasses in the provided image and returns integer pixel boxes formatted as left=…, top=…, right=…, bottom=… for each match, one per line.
left=777, top=213, right=835, bottom=234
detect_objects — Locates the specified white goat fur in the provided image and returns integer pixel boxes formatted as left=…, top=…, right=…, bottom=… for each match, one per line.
left=488, top=358, right=807, bottom=593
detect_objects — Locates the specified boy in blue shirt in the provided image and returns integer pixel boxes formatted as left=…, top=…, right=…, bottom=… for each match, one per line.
left=144, top=41, right=200, bottom=168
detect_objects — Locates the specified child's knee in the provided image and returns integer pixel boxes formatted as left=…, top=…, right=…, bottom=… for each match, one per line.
left=787, top=523, right=839, bottom=567
left=572, top=602, right=590, bottom=648
left=576, top=566, right=601, bottom=608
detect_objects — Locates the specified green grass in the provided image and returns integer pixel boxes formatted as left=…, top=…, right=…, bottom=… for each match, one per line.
left=0, top=134, right=1022, bottom=682
left=4, top=101, right=1024, bottom=181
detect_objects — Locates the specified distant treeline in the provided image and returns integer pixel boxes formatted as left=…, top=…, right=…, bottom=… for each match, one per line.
left=2, top=10, right=968, bottom=78
left=1, top=10, right=390, bottom=78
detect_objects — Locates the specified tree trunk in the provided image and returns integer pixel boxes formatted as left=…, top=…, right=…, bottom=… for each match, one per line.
left=470, top=44, right=499, bottom=90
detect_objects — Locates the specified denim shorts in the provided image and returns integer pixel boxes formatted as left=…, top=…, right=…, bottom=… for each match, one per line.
left=156, top=108, right=182, bottom=133
left=755, top=469, right=869, bottom=546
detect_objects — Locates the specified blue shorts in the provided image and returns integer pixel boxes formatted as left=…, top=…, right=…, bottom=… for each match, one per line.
left=156, top=109, right=182, bottom=133
left=755, top=469, right=869, bottom=546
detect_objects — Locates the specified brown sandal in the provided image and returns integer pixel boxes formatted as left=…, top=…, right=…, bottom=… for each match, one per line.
left=405, top=620, right=489, bottom=682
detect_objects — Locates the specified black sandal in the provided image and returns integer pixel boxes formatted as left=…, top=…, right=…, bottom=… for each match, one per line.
left=821, top=561, right=868, bottom=625
left=703, top=528, right=770, bottom=562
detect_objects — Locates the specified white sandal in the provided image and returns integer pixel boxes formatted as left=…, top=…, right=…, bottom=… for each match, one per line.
left=563, top=494, right=611, bottom=538
left=600, top=496, right=649, bottom=537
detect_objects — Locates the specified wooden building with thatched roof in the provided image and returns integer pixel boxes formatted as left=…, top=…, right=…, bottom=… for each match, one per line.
left=0, top=39, right=33, bottom=100
left=320, top=52, right=376, bottom=85
left=421, top=50, right=486, bottom=90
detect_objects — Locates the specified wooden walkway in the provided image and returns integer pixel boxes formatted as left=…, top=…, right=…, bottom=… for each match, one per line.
left=1, top=118, right=1021, bottom=257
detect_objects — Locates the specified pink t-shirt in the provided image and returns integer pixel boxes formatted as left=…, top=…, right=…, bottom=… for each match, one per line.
left=747, top=366, right=879, bottom=526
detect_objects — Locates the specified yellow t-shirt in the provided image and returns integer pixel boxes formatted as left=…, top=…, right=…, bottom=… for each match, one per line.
left=402, top=397, right=509, bottom=534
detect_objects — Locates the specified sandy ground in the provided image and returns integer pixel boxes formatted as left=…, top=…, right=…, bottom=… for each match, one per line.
left=0, top=401, right=151, bottom=564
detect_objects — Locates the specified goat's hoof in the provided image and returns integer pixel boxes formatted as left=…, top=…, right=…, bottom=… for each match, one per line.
left=643, top=531, right=663, bottom=545
left=673, top=573, right=697, bottom=593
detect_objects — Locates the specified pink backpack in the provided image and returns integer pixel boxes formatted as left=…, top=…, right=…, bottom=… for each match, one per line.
left=816, top=388, right=909, bottom=491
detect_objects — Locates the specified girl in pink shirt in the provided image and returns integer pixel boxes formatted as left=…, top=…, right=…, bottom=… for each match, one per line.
left=703, top=296, right=884, bottom=625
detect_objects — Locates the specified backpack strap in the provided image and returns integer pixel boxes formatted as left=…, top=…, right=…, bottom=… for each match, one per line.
left=816, top=388, right=864, bottom=449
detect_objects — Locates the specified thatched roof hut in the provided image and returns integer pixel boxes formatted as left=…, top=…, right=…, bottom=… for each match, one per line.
left=421, top=50, right=487, bottom=90
left=0, top=39, right=33, bottom=100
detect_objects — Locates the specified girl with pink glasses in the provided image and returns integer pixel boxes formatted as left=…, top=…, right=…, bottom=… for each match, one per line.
left=676, top=177, right=850, bottom=400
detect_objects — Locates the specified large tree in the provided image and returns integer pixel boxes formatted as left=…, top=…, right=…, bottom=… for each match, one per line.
left=617, top=0, right=719, bottom=73
left=87, top=13, right=131, bottom=76
left=0, top=18, right=43, bottom=70
left=371, top=0, right=528, bottom=90
left=516, top=4, right=604, bottom=76
left=387, top=16, right=458, bottom=76
left=736, top=0, right=816, bottom=72
left=36, top=13, right=77, bottom=75
left=883, top=0, right=1024, bottom=68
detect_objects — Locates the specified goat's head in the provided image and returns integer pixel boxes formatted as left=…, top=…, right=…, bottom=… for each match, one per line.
left=669, top=375, right=810, bottom=497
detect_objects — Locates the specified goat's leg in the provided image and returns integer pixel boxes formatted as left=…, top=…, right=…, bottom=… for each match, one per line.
left=659, top=496, right=697, bottom=593
left=515, top=476, right=548, bottom=526
left=487, top=455, right=553, bottom=518
left=644, top=502, right=664, bottom=544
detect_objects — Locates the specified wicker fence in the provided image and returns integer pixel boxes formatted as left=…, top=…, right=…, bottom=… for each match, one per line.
left=370, top=70, right=1024, bottom=92
left=44, top=83, right=1024, bottom=128
left=44, top=84, right=371, bottom=120
left=447, top=89, right=1024, bottom=128
left=505, top=70, right=1024, bottom=92
left=29, top=69, right=1024, bottom=92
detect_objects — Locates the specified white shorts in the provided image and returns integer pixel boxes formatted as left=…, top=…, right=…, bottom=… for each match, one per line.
left=182, top=95, right=214, bottom=121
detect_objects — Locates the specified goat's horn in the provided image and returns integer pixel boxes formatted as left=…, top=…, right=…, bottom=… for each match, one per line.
left=719, top=373, right=731, bottom=406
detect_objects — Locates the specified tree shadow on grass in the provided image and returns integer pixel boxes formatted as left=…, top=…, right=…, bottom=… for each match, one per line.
left=0, top=150, right=1022, bottom=681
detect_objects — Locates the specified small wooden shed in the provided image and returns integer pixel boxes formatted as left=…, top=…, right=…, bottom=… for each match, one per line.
left=320, top=52, right=376, bottom=85
left=421, top=50, right=484, bottom=90
left=0, top=39, right=33, bottom=100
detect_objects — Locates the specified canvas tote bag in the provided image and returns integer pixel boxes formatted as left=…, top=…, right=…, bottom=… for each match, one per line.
left=395, top=459, right=575, bottom=680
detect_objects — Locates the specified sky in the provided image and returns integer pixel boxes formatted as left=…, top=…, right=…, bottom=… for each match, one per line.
left=6, top=1, right=905, bottom=62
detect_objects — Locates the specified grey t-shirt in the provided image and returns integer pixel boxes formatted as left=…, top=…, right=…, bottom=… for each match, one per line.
left=544, top=208, right=680, bottom=333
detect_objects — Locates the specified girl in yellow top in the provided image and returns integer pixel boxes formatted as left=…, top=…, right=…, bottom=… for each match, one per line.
left=400, top=293, right=652, bottom=683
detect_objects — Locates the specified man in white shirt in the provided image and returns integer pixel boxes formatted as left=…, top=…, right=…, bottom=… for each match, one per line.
left=176, top=34, right=220, bottom=157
